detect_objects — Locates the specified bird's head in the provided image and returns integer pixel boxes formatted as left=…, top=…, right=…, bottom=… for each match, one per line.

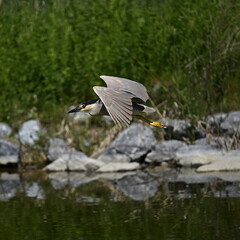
left=68, top=99, right=98, bottom=114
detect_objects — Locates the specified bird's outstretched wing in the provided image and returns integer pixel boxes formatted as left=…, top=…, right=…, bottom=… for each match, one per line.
left=99, top=75, right=149, bottom=103
left=93, top=86, right=134, bottom=128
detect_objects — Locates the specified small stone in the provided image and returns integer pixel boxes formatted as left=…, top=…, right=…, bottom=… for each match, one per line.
left=164, top=119, right=191, bottom=140
left=97, top=162, right=140, bottom=172
left=0, top=123, right=12, bottom=138
left=68, top=106, right=91, bottom=122
left=145, top=140, right=186, bottom=164
left=45, top=157, right=67, bottom=171
left=44, top=151, right=103, bottom=172
left=220, top=111, right=240, bottom=136
left=175, top=144, right=224, bottom=167
left=18, top=120, right=43, bottom=145
left=47, top=138, right=74, bottom=162
left=204, top=113, right=227, bottom=127
left=0, top=140, right=19, bottom=165
left=197, top=150, right=240, bottom=172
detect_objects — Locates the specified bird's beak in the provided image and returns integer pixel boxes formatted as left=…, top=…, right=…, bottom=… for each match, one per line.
left=68, top=106, right=82, bottom=113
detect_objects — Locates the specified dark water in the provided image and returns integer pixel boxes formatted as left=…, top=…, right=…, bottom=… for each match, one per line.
left=0, top=169, right=240, bottom=240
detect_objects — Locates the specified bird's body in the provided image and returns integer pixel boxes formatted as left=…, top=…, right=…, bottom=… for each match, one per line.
left=68, top=76, right=166, bottom=128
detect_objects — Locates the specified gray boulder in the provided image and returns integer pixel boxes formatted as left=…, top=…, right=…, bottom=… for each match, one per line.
left=197, top=150, right=240, bottom=172
left=164, top=119, right=205, bottom=140
left=45, top=151, right=103, bottom=172
left=174, top=144, right=224, bottom=167
left=47, top=138, right=75, bottom=162
left=97, top=123, right=156, bottom=163
left=0, top=123, right=12, bottom=138
left=194, top=136, right=237, bottom=150
left=164, top=119, right=190, bottom=140
left=18, top=120, right=43, bottom=145
left=68, top=107, right=91, bottom=122
left=145, top=140, right=186, bottom=164
left=220, top=111, right=240, bottom=136
left=0, top=139, right=19, bottom=165
left=204, top=113, right=227, bottom=127
left=97, top=162, right=140, bottom=172
left=204, top=111, right=240, bottom=137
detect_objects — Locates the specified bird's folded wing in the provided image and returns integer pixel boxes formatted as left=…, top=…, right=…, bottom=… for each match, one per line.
left=93, top=86, right=134, bottom=128
left=99, top=75, right=149, bottom=102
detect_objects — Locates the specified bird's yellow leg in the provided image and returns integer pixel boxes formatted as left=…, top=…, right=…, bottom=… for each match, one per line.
left=134, top=115, right=167, bottom=128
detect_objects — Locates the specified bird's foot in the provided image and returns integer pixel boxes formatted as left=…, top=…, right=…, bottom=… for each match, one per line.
left=150, top=121, right=167, bottom=128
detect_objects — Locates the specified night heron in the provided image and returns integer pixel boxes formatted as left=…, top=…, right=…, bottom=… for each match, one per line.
left=68, top=76, right=167, bottom=129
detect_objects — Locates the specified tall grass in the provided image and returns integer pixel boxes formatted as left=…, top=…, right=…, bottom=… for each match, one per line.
left=0, top=0, right=239, bottom=124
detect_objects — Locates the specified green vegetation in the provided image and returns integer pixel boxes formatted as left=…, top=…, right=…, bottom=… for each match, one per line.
left=0, top=0, right=240, bottom=125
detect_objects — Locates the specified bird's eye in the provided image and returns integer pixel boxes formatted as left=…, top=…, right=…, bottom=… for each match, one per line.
left=81, top=104, right=86, bottom=108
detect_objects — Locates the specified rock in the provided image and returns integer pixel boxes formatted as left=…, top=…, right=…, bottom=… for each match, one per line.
left=45, top=157, right=67, bottom=171
left=0, top=139, right=19, bottom=165
left=68, top=107, right=91, bottom=122
left=164, top=119, right=205, bottom=140
left=18, top=120, right=43, bottom=145
left=68, top=155, right=103, bottom=171
left=97, top=162, right=140, bottom=172
left=196, top=150, right=240, bottom=172
left=97, top=123, right=156, bottom=163
left=44, top=151, right=103, bottom=172
left=175, top=144, right=224, bottom=167
left=47, top=138, right=75, bottom=162
left=194, top=137, right=232, bottom=150
left=145, top=140, right=186, bottom=164
left=204, top=113, right=227, bottom=127
left=98, top=153, right=130, bottom=163
left=0, top=123, right=12, bottom=138
left=164, top=119, right=191, bottom=140
left=115, top=172, right=160, bottom=200
left=204, top=111, right=240, bottom=137
left=220, top=111, right=240, bottom=136
left=102, top=116, right=114, bottom=126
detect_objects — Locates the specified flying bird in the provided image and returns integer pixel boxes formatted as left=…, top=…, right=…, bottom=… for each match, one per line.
left=68, top=76, right=167, bottom=129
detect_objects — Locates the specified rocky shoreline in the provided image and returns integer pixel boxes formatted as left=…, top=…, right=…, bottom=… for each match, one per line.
left=0, top=111, right=240, bottom=173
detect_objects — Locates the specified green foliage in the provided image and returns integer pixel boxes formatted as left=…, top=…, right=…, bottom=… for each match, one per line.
left=0, top=0, right=239, bottom=124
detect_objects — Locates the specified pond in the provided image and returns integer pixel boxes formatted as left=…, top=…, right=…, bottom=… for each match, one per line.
left=0, top=168, right=240, bottom=240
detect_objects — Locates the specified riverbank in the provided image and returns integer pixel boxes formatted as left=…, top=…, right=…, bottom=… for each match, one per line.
left=0, top=110, right=239, bottom=173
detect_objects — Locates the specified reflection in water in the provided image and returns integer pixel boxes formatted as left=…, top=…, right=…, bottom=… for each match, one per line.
left=0, top=169, right=240, bottom=240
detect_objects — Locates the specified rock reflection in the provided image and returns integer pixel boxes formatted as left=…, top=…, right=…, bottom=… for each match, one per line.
left=115, top=172, right=160, bottom=201
left=1, top=169, right=240, bottom=202
left=24, top=182, right=45, bottom=199
left=0, top=173, right=20, bottom=200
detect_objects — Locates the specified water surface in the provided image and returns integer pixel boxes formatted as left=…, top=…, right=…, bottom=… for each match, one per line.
left=0, top=169, right=240, bottom=240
